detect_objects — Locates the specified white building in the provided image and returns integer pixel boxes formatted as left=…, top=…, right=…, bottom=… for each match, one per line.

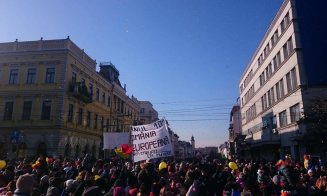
left=239, top=0, right=327, bottom=161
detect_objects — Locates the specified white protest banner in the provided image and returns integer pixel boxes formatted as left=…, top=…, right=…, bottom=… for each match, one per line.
left=103, top=132, right=130, bottom=150
left=131, top=119, right=173, bottom=162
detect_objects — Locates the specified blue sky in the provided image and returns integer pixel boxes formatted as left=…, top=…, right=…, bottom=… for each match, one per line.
left=0, top=0, right=283, bottom=147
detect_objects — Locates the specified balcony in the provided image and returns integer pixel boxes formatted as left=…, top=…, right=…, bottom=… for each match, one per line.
left=69, top=82, right=92, bottom=103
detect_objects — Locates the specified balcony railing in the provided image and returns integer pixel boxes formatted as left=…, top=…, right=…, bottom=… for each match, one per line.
left=69, top=82, right=92, bottom=103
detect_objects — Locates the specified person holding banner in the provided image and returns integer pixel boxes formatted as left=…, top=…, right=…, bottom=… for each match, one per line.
left=131, top=119, right=174, bottom=163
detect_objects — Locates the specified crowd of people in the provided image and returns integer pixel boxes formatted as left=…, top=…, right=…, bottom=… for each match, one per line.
left=0, top=154, right=326, bottom=196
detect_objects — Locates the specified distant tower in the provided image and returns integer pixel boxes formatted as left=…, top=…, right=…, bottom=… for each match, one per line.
left=191, top=135, right=195, bottom=149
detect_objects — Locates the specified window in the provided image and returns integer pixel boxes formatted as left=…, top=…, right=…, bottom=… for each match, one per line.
left=276, top=52, right=281, bottom=67
left=272, top=56, right=278, bottom=72
left=107, top=96, right=111, bottom=107
left=283, top=44, right=288, bottom=60
left=246, top=104, right=256, bottom=122
left=94, top=114, right=98, bottom=129
left=271, top=30, right=279, bottom=46
left=101, top=116, right=104, bottom=131
left=283, top=37, right=293, bottom=60
left=290, top=103, right=300, bottom=123
left=106, top=119, right=109, bottom=132
left=140, top=108, right=145, bottom=114
left=261, top=94, right=267, bottom=111
left=264, top=63, right=272, bottom=80
left=86, top=111, right=91, bottom=128
left=267, top=90, right=272, bottom=107
left=22, top=101, right=32, bottom=120
left=96, top=88, right=100, bottom=101
left=41, top=100, right=52, bottom=120
left=281, top=13, right=290, bottom=33
left=264, top=45, right=270, bottom=57
left=77, top=108, right=83, bottom=125
left=3, top=101, right=14, bottom=120
left=284, top=13, right=290, bottom=27
left=244, top=85, right=255, bottom=104
left=286, top=68, right=297, bottom=93
left=280, top=19, right=285, bottom=33
left=45, top=68, right=55, bottom=83
left=268, top=87, right=275, bottom=105
left=118, top=99, right=122, bottom=112
left=273, top=52, right=281, bottom=70
left=120, top=101, right=124, bottom=113
left=258, top=54, right=263, bottom=66
left=291, top=68, right=297, bottom=89
left=72, top=72, right=77, bottom=83
left=26, top=68, right=36, bottom=84
left=259, top=73, right=266, bottom=86
left=279, top=110, right=287, bottom=127
left=276, top=79, right=285, bottom=100
left=89, top=84, right=93, bottom=98
left=80, top=78, right=85, bottom=87
left=9, top=69, right=19, bottom=84
left=102, top=92, right=106, bottom=104
left=68, top=104, right=74, bottom=122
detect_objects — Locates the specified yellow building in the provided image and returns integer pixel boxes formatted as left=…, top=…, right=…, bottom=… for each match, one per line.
left=0, top=37, right=139, bottom=159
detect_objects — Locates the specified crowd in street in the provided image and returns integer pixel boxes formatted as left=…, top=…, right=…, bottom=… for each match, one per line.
left=0, top=154, right=326, bottom=196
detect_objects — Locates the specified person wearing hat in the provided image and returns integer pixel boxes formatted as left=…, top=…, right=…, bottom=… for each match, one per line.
left=14, top=173, right=35, bottom=196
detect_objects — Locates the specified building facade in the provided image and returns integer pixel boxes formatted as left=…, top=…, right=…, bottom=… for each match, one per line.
left=138, top=101, right=158, bottom=125
left=0, top=38, right=140, bottom=159
left=178, top=141, right=193, bottom=160
left=227, top=105, right=243, bottom=159
left=239, top=0, right=327, bottom=161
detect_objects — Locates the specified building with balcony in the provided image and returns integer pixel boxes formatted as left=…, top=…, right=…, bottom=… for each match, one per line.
left=239, top=0, right=327, bottom=161
left=0, top=38, right=140, bottom=159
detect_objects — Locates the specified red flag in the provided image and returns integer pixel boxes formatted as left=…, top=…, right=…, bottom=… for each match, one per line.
left=121, top=144, right=132, bottom=154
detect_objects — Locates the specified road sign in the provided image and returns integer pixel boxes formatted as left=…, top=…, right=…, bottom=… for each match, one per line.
left=10, top=129, right=20, bottom=144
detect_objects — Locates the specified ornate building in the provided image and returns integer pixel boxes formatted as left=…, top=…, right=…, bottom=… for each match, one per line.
left=0, top=38, right=139, bottom=159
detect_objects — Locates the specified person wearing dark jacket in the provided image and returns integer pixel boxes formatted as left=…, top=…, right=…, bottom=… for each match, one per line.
left=137, top=161, right=158, bottom=194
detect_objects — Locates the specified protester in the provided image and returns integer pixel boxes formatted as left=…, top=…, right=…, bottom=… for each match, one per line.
left=0, top=153, right=326, bottom=196
left=13, top=173, right=35, bottom=196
